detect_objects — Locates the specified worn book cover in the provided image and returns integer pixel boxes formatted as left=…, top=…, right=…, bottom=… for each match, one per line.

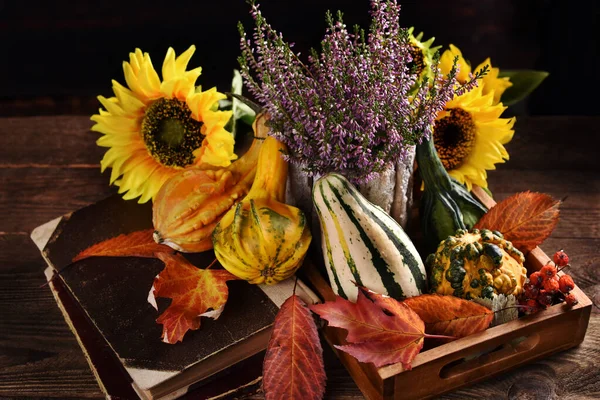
left=31, top=194, right=319, bottom=400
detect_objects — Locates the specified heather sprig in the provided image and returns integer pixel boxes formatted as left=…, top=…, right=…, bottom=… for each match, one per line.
left=238, top=0, right=479, bottom=183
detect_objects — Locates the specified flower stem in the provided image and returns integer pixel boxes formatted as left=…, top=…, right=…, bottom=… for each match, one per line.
left=424, top=333, right=456, bottom=341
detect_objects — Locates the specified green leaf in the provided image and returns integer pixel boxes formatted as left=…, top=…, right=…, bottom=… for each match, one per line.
left=231, top=69, right=256, bottom=127
left=499, top=70, right=549, bottom=106
left=222, top=70, right=257, bottom=137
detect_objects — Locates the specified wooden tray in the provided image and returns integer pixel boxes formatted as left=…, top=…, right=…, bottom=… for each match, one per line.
left=302, top=186, right=593, bottom=400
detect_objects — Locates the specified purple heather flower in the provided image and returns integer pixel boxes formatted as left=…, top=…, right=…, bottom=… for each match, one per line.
left=238, top=0, right=477, bottom=183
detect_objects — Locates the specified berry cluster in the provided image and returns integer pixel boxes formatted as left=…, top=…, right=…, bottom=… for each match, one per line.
left=520, top=250, right=578, bottom=314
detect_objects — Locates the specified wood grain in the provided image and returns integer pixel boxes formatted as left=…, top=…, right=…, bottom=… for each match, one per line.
left=0, top=168, right=114, bottom=233
left=0, top=116, right=102, bottom=166
left=0, top=235, right=103, bottom=398
left=1, top=116, right=599, bottom=400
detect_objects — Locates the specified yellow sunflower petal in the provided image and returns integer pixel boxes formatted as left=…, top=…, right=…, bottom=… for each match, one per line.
left=96, top=96, right=127, bottom=117
left=129, top=49, right=145, bottom=74
left=440, top=44, right=471, bottom=83
left=138, top=59, right=162, bottom=99
left=118, top=158, right=161, bottom=198
left=195, top=129, right=237, bottom=167
left=202, top=110, right=233, bottom=132
left=160, top=77, right=195, bottom=100
left=475, top=58, right=513, bottom=105
left=187, top=88, right=227, bottom=121
left=183, top=67, right=202, bottom=87
left=138, top=167, right=171, bottom=204
left=175, top=46, right=196, bottom=73
left=100, top=145, right=142, bottom=173
left=161, top=47, right=178, bottom=82
left=123, top=62, right=148, bottom=100
left=91, top=113, right=140, bottom=134
left=124, top=165, right=176, bottom=203
left=111, top=80, right=146, bottom=113
left=112, top=149, right=151, bottom=185
left=95, top=132, right=140, bottom=148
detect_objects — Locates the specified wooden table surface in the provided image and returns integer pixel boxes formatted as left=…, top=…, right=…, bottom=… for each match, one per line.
left=0, top=115, right=598, bottom=399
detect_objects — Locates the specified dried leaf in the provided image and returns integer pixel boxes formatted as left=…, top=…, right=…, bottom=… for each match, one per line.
left=310, top=288, right=425, bottom=368
left=401, top=294, right=493, bottom=338
left=473, top=294, right=518, bottom=327
left=263, top=295, right=326, bottom=400
left=150, top=253, right=240, bottom=344
left=473, top=191, right=560, bottom=253
left=72, top=229, right=173, bottom=262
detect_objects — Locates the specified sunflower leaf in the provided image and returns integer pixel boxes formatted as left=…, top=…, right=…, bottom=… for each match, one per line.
left=221, top=70, right=256, bottom=138
left=232, top=70, right=256, bottom=126
left=499, top=70, right=549, bottom=106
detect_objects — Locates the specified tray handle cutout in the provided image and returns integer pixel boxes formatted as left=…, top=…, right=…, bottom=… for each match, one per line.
left=439, top=334, right=540, bottom=380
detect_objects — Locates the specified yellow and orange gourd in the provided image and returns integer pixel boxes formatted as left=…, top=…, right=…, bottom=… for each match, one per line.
left=212, top=134, right=312, bottom=285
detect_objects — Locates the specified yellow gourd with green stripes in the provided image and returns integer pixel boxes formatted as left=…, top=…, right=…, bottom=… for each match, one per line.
left=212, top=134, right=311, bottom=285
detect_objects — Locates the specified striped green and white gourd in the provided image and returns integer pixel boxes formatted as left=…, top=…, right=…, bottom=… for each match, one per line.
left=313, top=173, right=427, bottom=302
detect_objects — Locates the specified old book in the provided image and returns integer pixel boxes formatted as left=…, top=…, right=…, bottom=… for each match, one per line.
left=31, top=194, right=319, bottom=400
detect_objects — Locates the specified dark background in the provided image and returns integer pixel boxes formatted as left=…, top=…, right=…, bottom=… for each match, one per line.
left=1, top=0, right=599, bottom=116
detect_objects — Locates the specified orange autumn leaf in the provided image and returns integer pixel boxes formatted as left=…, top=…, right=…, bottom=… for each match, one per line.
left=150, top=252, right=240, bottom=344
left=263, top=295, right=326, bottom=400
left=72, top=229, right=173, bottom=262
left=310, top=287, right=426, bottom=368
left=402, top=294, right=493, bottom=338
left=474, top=191, right=560, bottom=253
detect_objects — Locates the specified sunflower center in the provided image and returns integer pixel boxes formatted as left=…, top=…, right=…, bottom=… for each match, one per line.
left=141, top=98, right=203, bottom=167
left=434, top=108, right=476, bottom=170
left=407, top=42, right=425, bottom=77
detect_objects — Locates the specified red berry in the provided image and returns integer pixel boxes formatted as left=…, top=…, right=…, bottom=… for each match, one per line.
left=524, top=283, right=540, bottom=299
left=529, top=271, right=543, bottom=287
left=564, top=293, right=578, bottom=307
left=525, top=299, right=540, bottom=314
left=543, top=277, right=560, bottom=292
left=540, top=264, right=557, bottom=280
left=559, top=275, right=575, bottom=293
left=538, top=290, right=554, bottom=306
left=553, top=250, right=569, bottom=267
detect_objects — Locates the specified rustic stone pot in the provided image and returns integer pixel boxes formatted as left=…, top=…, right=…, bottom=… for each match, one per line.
left=285, top=146, right=416, bottom=237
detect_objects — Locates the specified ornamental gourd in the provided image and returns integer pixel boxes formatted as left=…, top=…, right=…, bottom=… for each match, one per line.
left=427, top=228, right=528, bottom=299
left=212, top=135, right=312, bottom=285
left=313, top=173, right=427, bottom=302
left=152, top=114, right=268, bottom=252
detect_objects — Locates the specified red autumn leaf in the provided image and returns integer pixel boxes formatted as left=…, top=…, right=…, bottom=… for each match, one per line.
left=72, top=228, right=173, bottom=262
left=401, top=294, right=493, bottom=338
left=150, top=252, right=240, bottom=344
left=474, top=191, right=560, bottom=253
left=263, top=295, right=326, bottom=400
left=310, top=288, right=425, bottom=368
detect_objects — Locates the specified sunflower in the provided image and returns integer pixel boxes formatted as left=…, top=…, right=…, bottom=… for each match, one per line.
left=439, top=44, right=512, bottom=105
left=433, top=45, right=515, bottom=190
left=91, top=46, right=236, bottom=203
left=406, top=27, right=440, bottom=83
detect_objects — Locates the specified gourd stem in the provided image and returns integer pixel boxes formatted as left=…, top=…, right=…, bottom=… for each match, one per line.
left=416, top=137, right=453, bottom=190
